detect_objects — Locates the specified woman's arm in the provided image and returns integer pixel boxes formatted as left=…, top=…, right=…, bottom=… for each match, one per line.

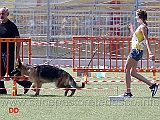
left=141, top=26, right=155, bottom=61
left=128, top=23, right=134, bottom=35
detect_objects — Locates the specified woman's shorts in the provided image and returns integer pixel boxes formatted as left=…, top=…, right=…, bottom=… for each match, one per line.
left=129, top=49, right=143, bottom=61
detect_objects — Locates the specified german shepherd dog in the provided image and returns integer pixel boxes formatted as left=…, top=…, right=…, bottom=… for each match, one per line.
left=12, top=59, right=85, bottom=97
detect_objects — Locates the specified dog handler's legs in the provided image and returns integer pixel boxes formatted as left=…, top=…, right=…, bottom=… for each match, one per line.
left=125, top=57, right=135, bottom=93
left=130, top=61, right=153, bottom=86
left=125, top=56, right=152, bottom=93
left=0, top=52, right=7, bottom=94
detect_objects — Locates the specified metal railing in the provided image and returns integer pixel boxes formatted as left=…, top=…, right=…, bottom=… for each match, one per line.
left=0, top=0, right=159, bottom=59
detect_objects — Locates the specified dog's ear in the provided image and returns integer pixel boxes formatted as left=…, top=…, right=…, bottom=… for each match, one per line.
left=17, top=58, right=21, bottom=63
left=16, top=58, right=22, bottom=68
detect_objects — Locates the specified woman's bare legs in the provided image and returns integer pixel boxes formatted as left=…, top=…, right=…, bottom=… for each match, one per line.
left=125, top=56, right=153, bottom=93
left=130, top=61, right=153, bottom=86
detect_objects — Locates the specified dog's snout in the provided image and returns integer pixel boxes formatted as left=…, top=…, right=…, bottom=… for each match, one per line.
left=11, top=69, right=21, bottom=76
left=11, top=69, right=16, bottom=74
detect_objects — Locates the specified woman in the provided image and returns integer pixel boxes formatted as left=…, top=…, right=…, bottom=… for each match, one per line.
left=122, top=9, right=159, bottom=98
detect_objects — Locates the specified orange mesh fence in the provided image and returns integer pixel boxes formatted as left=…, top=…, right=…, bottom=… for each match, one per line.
left=0, top=38, right=31, bottom=96
left=72, top=36, right=160, bottom=80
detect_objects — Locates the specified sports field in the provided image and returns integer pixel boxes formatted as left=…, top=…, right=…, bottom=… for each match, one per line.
left=0, top=68, right=160, bottom=120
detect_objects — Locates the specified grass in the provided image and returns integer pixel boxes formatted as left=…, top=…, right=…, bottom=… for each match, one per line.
left=0, top=68, right=160, bottom=120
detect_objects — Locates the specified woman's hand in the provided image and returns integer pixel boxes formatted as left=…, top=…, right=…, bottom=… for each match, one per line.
left=149, top=54, right=155, bottom=61
left=127, top=23, right=134, bottom=35
left=128, top=23, right=133, bottom=29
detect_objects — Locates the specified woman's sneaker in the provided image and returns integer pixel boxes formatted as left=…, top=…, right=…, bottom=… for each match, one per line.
left=149, top=83, right=159, bottom=97
left=121, top=92, right=133, bottom=98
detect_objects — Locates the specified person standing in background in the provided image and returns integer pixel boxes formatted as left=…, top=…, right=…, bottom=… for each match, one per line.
left=29, top=17, right=34, bottom=34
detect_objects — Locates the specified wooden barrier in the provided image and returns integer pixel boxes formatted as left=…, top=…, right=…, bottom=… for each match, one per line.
left=0, top=38, right=31, bottom=96
left=72, top=36, right=160, bottom=82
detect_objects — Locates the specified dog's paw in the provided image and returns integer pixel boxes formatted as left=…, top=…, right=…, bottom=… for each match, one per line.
left=32, top=93, right=39, bottom=96
left=31, top=88, right=36, bottom=92
left=64, top=90, right=69, bottom=96
left=67, top=94, right=73, bottom=97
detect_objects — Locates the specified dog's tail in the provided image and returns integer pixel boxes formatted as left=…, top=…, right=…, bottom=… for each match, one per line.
left=70, top=76, right=85, bottom=88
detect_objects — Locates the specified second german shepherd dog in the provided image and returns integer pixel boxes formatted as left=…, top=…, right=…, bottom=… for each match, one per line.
left=12, top=59, right=85, bottom=97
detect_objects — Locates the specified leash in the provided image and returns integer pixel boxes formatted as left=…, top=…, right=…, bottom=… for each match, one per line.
left=87, top=39, right=99, bottom=67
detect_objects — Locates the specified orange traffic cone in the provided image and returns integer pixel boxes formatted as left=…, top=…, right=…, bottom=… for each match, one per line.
left=12, top=80, right=17, bottom=96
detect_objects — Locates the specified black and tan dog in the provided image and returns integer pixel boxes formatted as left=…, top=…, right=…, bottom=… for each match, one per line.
left=12, top=59, right=85, bottom=97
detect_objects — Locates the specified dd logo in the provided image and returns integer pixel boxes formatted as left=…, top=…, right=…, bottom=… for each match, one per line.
left=8, top=107, right=19, bottom=114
